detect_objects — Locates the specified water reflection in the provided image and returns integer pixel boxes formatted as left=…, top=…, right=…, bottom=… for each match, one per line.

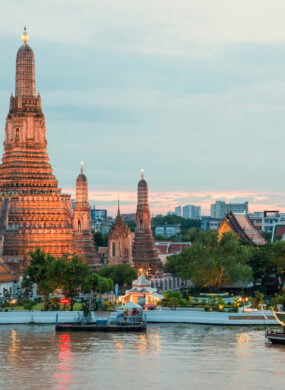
left=8, top=328, right=20, bottom=365
left=0, top=324, right=284, bottom=390
left=54, top=333, right=72, bottom=390
left=236, top=333, right=251, bottom=343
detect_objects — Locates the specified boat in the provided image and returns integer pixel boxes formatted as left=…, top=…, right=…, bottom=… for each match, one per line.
left=265, top=309, right=285, bottom=344
left=55, top=302, right=147, bottom=332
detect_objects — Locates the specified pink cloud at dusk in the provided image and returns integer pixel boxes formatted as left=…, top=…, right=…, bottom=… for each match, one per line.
left=63, top=187, right=285, bottom=217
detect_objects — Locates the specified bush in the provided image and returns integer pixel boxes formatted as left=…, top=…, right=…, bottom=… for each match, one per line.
left=47, top=298, right=60, bottom=311
left=102, top=300, right=113, bottom=311
left=23, top=302, right=34, bottom=311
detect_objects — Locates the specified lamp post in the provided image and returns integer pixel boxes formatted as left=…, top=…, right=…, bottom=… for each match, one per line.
left=97, top=280, right=103, bottom=310
left=239, top=296, right=248, bottom=312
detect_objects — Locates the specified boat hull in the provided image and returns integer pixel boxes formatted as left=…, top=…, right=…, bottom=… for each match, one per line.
left=266, top=329, right=285, bottom=344
left=55, top=323, right=146, bottom=332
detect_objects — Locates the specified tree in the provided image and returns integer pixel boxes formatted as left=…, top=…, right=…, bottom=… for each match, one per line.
left=165, top=231, right=253, bottom=290
left=93, top=232, right=108, bottom=249
left=159, top=291, right=186, bottom=310
left=125, top=220, right=136, bottom=232
left=51, top=255, right=92, bottom=310
left=98, top=264, right=137, bottom=288
left=86, top=273, right=114, bottom=294
left=152, top=215, right=201, bottom=241
left=23, top=248, right=55, bottom=310
left=249, top=241, right=285, bottom=294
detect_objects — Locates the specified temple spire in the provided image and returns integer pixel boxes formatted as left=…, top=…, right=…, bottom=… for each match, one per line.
left=141, top=168, right=144, bottom=180
left=15, top=27, right=36, bottom=97
left=22, top=26, right=29, bottom=45
left=117, top=197, right=120, bottom=215
left=80, top=161, right=84, bottom=174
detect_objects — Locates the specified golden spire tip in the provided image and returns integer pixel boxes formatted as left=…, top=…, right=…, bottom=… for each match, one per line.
left=22, top=26, right=29, bottom=44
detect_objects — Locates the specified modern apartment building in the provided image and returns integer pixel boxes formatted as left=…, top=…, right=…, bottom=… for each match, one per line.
left=174, top=206, right=182, bottom=217
left=182, top=204, right=201, bottom=219
left=210, top=201, right=248, bottom=219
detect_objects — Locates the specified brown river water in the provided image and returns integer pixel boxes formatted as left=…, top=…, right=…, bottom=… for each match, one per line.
left=0, top=324, right=284, bottom=390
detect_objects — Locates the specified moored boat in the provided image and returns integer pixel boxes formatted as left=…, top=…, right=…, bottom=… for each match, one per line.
left=266, top=309, right=285, bottom=344
left=55, top=302, right=147, bottom=332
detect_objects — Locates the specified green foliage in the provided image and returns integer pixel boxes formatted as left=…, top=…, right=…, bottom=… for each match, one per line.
left=47, top=297, right=60, bottom=311
left=102, top=300, right=114, bottom=311
left=23, top=248, right=56, bottom=310
left=124, top=220, right=136, bottom=232
left=152, top=215, right=201, bottom=241
left=23, top=302, right=34, bottom=311
left=93, top=231, right=108, bottom=249
left=251, top=291, right=264, bottom=309
left=165, top=231, right=253, bottom=290
left=159, top=290, right=187, bottom=310
left=231, top=298, right=240, bottom=312
left=272, top=293, right=285, bottom=310
left=51, top=255, right=91, bottom=310
left=98, top=264, right=137, bottom=288
left=249, top=241, right=285, bottom=293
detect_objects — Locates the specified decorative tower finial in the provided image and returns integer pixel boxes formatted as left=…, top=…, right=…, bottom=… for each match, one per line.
left=22, top=26, right=29, bottom=45
left=80, top=161, right=84, bottom=174
left=140, top=168, right=144, bottom=180
left=117, top=197, right=120, bottom=214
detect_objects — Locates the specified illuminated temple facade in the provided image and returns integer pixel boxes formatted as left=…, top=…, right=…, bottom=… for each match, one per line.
left=108, top=203, right=133, bottom=266
left=132, top=171, right=162, bottom=276
left=0, top=29, right=98, bottom=272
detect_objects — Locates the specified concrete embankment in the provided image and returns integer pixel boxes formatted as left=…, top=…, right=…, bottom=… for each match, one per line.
left=0, top=309, right=278, bottom=326
left=144, top=309, right=277, bottom=325
left=0, top=311, right=83, bottom=324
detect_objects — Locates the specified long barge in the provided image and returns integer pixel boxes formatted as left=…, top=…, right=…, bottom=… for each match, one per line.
left=55, top=322, right=146, bottom=332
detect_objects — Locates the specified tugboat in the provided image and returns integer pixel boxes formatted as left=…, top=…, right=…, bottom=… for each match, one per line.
left=266, top=309, right=285, bottom=344
left=55, top=302, right=147, bottom=332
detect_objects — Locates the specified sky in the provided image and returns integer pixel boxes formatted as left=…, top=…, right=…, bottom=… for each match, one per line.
left=1, top=0, right=285, bottom=216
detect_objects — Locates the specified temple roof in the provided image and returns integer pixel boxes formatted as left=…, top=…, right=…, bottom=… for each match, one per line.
left=0, top=261, right=17, bottom=283
left=109, top=204, right=130, bottom=238
left=219, top=211, right=266, bottom=246
left=132, top=274, right=151, bottom=287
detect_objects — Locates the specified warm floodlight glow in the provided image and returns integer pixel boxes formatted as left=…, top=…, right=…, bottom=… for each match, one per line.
left=22, top=26, right=29, bottom=44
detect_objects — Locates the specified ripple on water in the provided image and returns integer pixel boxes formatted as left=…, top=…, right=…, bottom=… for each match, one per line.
left=0, top=324, right=284, bottom=390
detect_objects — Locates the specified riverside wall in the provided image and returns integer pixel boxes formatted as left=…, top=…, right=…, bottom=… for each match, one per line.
left=0, top=309, right=278, bottom=325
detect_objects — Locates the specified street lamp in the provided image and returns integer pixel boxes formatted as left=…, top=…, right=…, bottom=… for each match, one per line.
left=239, top=296, right=248, bottom=312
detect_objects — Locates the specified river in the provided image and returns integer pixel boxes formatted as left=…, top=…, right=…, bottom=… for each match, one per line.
left=0, top=324, right=284, bottom=390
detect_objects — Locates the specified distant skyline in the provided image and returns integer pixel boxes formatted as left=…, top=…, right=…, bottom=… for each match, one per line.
left=1, top=1, right=285, bottom=216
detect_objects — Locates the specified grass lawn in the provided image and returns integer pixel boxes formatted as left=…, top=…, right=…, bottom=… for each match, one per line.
left=4, top=302, right=83, bottom=311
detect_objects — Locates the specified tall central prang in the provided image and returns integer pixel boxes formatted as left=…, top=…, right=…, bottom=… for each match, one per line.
left=0, top=28, right=98, bottom=272
left=132, top=170, right=162, bottom=276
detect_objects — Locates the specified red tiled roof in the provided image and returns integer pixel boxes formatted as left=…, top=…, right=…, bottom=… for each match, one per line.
left=154, top=242, right=191, bottom=255
left=0, top=262, right=17, bottom=283
left=155, top=245, right=168, bottom=254
left=272, top=225, right=285, bottom=241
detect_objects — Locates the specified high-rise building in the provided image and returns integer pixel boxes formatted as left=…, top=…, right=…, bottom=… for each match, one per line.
left=182, top=204, right=201, bottom=219
left=211, top=201, right=248, bottom=219
left=90, top=208, right=107, bottom=224
left=174, top=206, right=181, bottom=217
left=132, top=171, right=162, bottom=276
left=0, top=29, right=98, bottom=272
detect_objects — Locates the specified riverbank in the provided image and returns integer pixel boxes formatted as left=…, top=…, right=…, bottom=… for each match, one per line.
left=0, top=309, right=278, bottom=325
